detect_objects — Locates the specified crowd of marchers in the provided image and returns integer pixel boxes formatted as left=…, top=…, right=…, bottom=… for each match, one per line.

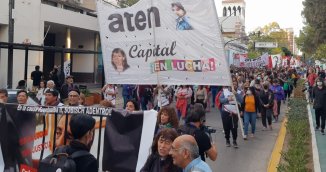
left=1, top=64, right=326, bottom=172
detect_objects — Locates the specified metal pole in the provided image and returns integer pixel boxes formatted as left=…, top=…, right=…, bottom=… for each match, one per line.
left=70, top=53, right=73, bottom=75
left=61, top=50, right=64, bottom=76
left=24, top=47, right=29, bottom=80
left=7, top=0, right=15, bottom=88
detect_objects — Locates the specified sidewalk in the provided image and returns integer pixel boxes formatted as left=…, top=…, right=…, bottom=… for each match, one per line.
left=309, top=106, right=326, bottom=172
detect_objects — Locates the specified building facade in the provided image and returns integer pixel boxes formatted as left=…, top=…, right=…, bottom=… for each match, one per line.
left=219, top=0, right=246, bottom=39
left=219, top=0, right=247, bottom=65
left=0, top=0, right=101, bottom=89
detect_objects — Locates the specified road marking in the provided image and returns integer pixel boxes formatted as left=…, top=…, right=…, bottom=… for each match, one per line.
left=307, top=104, right=321, bottom=172
left=267, top=117, right=287, bottom=172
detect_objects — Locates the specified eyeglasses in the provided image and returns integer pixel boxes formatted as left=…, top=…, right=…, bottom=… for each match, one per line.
left=170, top=146, right=184, bottom=152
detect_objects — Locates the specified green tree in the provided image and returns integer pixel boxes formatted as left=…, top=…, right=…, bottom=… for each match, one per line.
left=315, top=43, right=326, bottom=60
left=295, top=25, right=316, bottom=57
left=247, top=22, right=292, bottom=57
left=302, top=0, right=326, bottom=45
left=298, top=0, right=326, bottom=60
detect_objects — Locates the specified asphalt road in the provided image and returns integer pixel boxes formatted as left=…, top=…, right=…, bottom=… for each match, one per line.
left=111, top=87, right=287, bottom=172
left=205, top=102, right=287, bottom=172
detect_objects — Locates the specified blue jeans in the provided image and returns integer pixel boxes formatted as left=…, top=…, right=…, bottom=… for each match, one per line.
left=141, top=97, right=147, bottom=110
left=123, top=95, right=131, bottom=109
left=211, top=89, right=218, bottom=107
left=244, top=112, right=257, bottom=135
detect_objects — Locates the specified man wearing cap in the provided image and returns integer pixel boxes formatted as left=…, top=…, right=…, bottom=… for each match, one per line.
left=45, top=89, right=64, bottom=106
left=68, top=89, right=82, bottom=106
left=55, top=114, right=97, bottom=172
left=60, top=75, right=79, bottom=104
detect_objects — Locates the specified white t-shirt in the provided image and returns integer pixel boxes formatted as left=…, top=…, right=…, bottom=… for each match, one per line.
left=104, top=86, right=118, bottom=105
left=36, top=88, right=46, bottom=105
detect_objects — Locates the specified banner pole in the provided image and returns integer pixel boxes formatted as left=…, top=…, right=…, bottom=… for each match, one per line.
left=211, top=0, right=244, bottom=138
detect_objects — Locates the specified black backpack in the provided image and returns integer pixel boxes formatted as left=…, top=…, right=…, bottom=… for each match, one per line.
left=177, top=124, right=198, bottom=137
left=38, top=146, right=90, bottom=172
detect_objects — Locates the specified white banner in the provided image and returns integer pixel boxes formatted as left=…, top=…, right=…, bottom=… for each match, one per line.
left=97, top=0, right=231, bottom=85
left=271, top=54, right=282, bottom=68
left=255, top=42, right=278, bottom=48
left=244, top=53, right=269, bottom=68
left=233, top=54, right=247, bottom=67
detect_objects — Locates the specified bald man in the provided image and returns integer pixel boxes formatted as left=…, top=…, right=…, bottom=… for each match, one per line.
left=169, top=135, right=212, bottom=172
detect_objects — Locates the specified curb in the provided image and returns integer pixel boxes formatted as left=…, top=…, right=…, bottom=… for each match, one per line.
left=267, top=117, right=287, bottom=172
left=306, top=96, right=321, bottom=172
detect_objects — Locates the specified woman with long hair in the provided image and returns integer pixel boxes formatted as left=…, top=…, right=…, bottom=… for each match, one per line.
left=155, top=107, right=179, bottom=134
left=141, top=128, right=182, bottom=172
left=241, top=87, right=260, bottom=139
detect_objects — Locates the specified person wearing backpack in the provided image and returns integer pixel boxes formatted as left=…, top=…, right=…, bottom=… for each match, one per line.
left=39, top=114, right=98, bottom=172
left=177, top=104, right=217, bottom=162
left=219, top=85, right=243, bottom=148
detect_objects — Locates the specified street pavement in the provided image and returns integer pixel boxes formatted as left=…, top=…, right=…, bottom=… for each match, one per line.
left=200, top=101, right=287, bottom=172
left=99, top=86, right=287, bottom=172
left=309, top=106, right=326, bottom=172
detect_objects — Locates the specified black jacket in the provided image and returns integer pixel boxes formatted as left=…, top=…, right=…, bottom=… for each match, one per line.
left=259, top=90, right=274, bottom=109
left=60, top=84, right=79, bottom=100
left=65, top=140, right=98, bottom=172
left=140, top=153, right=181, bottom=172
left=312, top=86, right=326, bottom=109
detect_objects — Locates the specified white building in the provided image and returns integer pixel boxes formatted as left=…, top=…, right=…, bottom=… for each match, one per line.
left=218, top=0, right=247, bottom=66
left=219, top=0, right=246, bottom=39
left=0, top=0, right=101, bottom=88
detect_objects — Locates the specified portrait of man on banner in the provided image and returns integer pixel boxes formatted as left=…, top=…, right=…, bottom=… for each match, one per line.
left=171, top=2, right=193, bottom=30
left=111, top=48, right=130, bottom=73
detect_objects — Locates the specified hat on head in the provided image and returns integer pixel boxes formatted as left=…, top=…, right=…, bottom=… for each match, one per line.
left=68, top=89, right=80, bottom=96
left=45, top=89, right=59, bottom=97
left=69, top=114, right=96, bottom=139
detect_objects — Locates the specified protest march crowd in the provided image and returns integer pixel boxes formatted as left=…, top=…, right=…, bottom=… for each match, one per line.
left=0, top=64, right=326, bottom=172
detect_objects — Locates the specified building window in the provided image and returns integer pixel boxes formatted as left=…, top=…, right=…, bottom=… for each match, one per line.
left=223, top=7, right=227, bottom=16
left=238, top=6, right=241, bottom=16
left=233, top=6, right=237, bottom=16
left=41, top=0, right=57, bottom=7
left=86, top=12, right=97, bottom=18
left=63, top=5, right=83, bottom=13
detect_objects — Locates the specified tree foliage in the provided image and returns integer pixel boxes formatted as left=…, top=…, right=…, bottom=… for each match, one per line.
left=298, top=0, right=326, bottom=59
left=295, top=25, right=316, bottom=57
left=315, top=43, right=326, bottom=60
left=302, top=0, right=326, bottom=45
left=248, top=22, right=292, bottom=57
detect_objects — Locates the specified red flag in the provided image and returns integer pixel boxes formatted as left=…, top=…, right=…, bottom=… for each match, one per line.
left=268, top=55, right=273, bottom=69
